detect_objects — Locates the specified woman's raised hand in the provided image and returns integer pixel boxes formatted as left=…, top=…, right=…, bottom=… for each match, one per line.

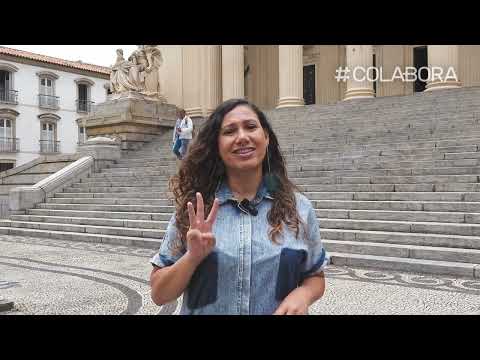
left=186, top=193, right=220, bottom=264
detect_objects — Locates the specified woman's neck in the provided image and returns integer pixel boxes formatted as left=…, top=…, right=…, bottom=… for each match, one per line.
left=226, top=168, right=263, bottom=201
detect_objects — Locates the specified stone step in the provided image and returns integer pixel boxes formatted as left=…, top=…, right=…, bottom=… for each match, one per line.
left=62, top=186, right=170, bottom=193
left=290, top=144, right=478, bottom=156
left=322, top=228, right=480, bottom=250
left=292, top=174, right=479, bottom=184
left=0, top=225, right=162, bottom=249
left=290, top=167, right=480, bottom=178
left=323, top=239, right=480, bottom=264
left=312, top=199, right=480, bottom=213
left=103, top=166, right=175, bottom=173
left=86, top=173, right=170, bottom=180
left=304, top=191, right=480, bottom=202
left=444, top=151, right=480, bottom=160
left=46, top=197, right=174, bottom=206
left=27, top=208, right=172, bottom=221
left=36, top=203, right=175, bottom=213
left=296, top=183, right=480, bottom=192
left=316, top=209, right=476, bottom=224
left=328, top=252, right=479, bottom=278
left=90, top=171, right=175, bottom=177
left=10, top=215, right=168, bottom=229
left=72, top=181, right=169, bottom=188
left=297, top=158, right=480, bottom=170
left=117, top=156, right=176, bottom=163
left=280, top=130, right=480, bottom=145
left=9, top=220, right=165, bottom=239
left=320, top=218, right=480, bottom=236
left=54, top=192, right=171, bottom=199
left=109, top=162, right=176, bottom=168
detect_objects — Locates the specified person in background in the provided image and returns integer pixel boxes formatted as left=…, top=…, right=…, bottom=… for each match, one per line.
left=172, top=110, right=182, bottom=159
left=173, top=109, right=193, bottom=160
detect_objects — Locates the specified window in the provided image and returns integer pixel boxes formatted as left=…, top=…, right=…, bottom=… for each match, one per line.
left=303, top=64, right=316, bottom=105
left=0, top=66, right=18, bottom=104
left=0, top=108, right=19, bottom=152
left=414, top=46, right=428, bottom=93
left=78, top=125, right=87, bottom=144
left=38, top=113, right=60, bottom=153
left=75, top=78, right=95, bottom=113
left=37, top=71, right=59, bottom=109
left=40, top=122, right=57, bottom=153
left=0, top=118, right=12, bottom=139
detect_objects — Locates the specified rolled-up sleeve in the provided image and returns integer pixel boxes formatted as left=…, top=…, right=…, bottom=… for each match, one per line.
left=150, top=214, right=186, bottom=268
left=301, top=203, right=329, bottom=279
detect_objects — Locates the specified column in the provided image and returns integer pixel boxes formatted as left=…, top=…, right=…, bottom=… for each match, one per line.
left=182, top=46, right=203, bottom=118
left=277, top=45, right=304, bottom=108
left=202, top=46, right=222, bottom=116
left=425, top=45, right=461, bottom=91
left=222, top=45, right=244, bottom=101
left=344, top=45, right=375, bottom=100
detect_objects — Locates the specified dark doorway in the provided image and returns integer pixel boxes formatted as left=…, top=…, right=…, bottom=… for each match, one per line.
left=0, top=163, right=14, bottom=172
left=414, top=46, right=428, bottom=92
left=303, top=64, right=315, bottom=105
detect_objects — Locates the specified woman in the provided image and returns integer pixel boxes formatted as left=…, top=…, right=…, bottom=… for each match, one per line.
left=150, top=99, right=328, bottom=315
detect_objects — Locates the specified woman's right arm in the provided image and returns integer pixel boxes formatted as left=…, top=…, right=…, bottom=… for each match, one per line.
left=150, top=252, right=202, bottom=305
left=150, top=193, right=219, bottom=306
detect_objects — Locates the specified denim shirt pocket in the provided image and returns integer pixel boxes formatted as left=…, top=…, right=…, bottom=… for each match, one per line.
left=186, top=252, right=219, bottom=310
left=275, top=248, right=307, bottom=301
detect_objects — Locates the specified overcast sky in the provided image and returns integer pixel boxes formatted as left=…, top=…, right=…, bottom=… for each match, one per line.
left=2, top=45, right=139, bottom=67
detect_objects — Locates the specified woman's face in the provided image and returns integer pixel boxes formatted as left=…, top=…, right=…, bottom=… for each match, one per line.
left=218, top=105, right=269, bottom=175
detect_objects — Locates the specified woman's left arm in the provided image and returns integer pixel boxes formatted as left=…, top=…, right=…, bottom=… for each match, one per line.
left=273, top=272, right=325, bottom=315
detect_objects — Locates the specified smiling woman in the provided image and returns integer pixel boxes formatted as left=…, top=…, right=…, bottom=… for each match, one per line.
left=149, top=98, right=329, bottom=315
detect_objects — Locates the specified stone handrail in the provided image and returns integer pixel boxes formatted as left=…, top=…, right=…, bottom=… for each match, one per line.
left=9, top=156, right=94, bottom=213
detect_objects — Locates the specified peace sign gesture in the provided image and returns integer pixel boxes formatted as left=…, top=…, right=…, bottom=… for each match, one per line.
left=186, top=192, right=220, bottom=265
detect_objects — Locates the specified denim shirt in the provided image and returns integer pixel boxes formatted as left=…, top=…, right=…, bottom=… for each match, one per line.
left=150, top=179, right=329, bottom=315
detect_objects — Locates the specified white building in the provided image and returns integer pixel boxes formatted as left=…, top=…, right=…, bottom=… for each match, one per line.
left=0, top=46, right=110, bottom=171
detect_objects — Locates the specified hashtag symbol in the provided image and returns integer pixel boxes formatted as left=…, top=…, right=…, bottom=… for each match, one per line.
left=335, top=67, right=350, bottom=82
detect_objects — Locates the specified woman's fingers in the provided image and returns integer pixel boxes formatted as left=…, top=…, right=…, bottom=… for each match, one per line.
left=206, top=198, right=219, bottom=228
left=187, top=202, right=196, bottom=227
left=196, top=192, right=204, bottom=223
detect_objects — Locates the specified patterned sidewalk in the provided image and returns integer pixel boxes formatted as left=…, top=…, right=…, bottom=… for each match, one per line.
left=1, top=235, right=479, bottom=315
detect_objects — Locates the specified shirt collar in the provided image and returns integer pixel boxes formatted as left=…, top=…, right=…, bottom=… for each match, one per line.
left=215, top=177, right=274, bottom=206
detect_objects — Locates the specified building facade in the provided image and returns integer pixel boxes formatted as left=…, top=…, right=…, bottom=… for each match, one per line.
left=0, top=47, right=110, bottom=170
left=157, top=45, right=480, bottom=117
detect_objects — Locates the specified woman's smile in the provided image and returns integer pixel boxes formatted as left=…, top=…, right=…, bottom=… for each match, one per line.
left=232, top=147, right=256, bottom=158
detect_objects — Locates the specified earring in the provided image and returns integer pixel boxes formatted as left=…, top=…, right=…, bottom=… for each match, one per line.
left=264, top=146, right=279, bottom=194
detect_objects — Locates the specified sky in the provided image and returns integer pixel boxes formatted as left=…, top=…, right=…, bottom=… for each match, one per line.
left=2, top=45, right=139, bottom=67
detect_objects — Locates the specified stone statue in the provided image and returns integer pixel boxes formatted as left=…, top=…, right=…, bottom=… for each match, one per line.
left=109, top=46, right=165, bottom=102
left=110, top=49, right=139, bottom=93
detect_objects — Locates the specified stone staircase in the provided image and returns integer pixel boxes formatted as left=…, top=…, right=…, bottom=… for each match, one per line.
left=268, top=87, right=480, bottom=278
left=1, top=86, right=480, bottom=278
left=0, top=133, right=177, bottom=249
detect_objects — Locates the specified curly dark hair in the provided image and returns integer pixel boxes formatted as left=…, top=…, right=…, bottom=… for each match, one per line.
left=169, top=98, right=303, bottom=250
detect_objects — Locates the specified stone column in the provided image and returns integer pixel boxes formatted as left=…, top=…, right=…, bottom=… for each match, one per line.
left=425, top=45, right=461, bottom=91
left=277, top=45, right=304, bottom=108
left=222, top=45, right=244, bottom=101
left=203, top=46, right=222, bottom=116
left=182, top=46, right=203, bottom=118
left=344, top=45, right=375, bottom=100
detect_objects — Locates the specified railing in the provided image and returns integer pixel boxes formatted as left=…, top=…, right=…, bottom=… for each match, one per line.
left=0, top=89, right=18, bottom=104
left=38, top=94, right=59, bottom=109
left=76, top=99, right=94, bottom=113
left=39, top=140, right=60, bottom=153
left=0, top=138, right=19, bottom=152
